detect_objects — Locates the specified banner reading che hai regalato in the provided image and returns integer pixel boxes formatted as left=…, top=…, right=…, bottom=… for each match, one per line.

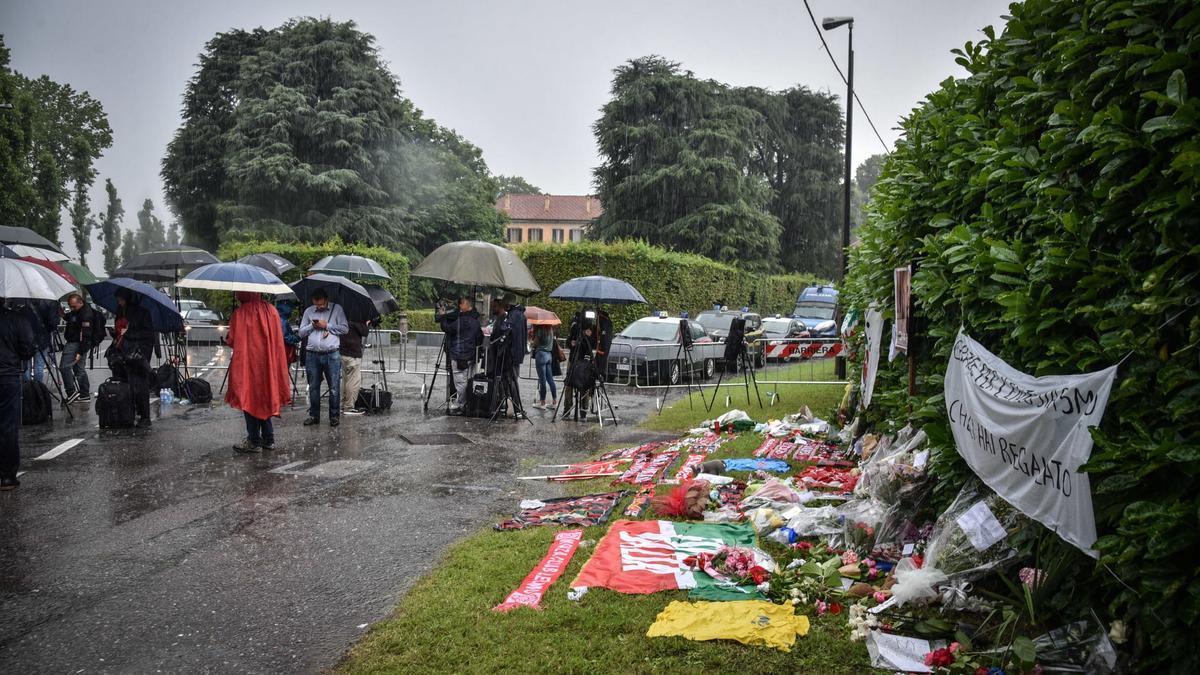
left=944, top=331, right=1116, bottom=556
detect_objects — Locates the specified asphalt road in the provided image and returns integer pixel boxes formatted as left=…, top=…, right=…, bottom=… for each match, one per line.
left=0, top=350, right=675, bottom=673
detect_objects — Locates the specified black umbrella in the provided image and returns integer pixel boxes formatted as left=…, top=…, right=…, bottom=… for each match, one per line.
left=85, top=277, right=184, bottom=333
left=111, top=264, right=176, bottom=282
left=364, top=284, right=400, bottom=316
left=238, top=253, right=296, bottom=276
left=290, top=273, right=379, bottom=322
left=309, top=254, right=390, bottom=282
left=549, top=275, right=647, bottom=305
left=0, top=225, right=68, bottom=257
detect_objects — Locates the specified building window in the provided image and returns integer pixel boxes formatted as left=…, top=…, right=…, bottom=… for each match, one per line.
left=552, top=228, right=564, bottom=243
left=528, top=228, right=544, bottom=242
left=569, top=229, right=583, bottom=242
left=507, top=228, right=522, bottom=243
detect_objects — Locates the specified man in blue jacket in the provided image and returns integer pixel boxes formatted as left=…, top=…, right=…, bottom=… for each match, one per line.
left=437, top=296, right=482, bottom=414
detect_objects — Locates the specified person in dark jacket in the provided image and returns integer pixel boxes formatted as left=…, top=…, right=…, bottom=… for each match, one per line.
left=340, top=319, right=369, bottom=416
left=20, top=299, right=57, bottom=384
left=493, top=294, right=528, bottom=381
left=106, top=288, right=156, bottom=429
left=0, top=299, right=37, bottom=489
left=436, top=296, right=482, bottom=414
left=60, top=293, right=95, bottom=403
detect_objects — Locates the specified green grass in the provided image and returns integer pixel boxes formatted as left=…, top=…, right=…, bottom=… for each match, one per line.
left=338, top=376, right=867, bottom=674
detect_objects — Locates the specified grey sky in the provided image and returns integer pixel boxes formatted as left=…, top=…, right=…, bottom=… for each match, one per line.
left=2, top=0, right=1010, bottom=267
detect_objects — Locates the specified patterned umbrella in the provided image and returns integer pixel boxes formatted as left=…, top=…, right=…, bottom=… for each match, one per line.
left=525, top=306, right=561, bottom=327
left=61, top=261, right=100, bottom=285
left=0, top=258, right=77, bottom=301
left=177, top=262, right=293, bottom=294
left=18, top=257, right=77, bottom=285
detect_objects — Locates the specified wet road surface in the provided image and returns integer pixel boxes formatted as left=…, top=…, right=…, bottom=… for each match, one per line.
left=0, top=356, right=672, bottom=673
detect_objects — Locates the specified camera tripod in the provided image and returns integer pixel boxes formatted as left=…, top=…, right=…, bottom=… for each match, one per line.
left=34, top=329, right=74, bottom=419
left=485, top=328, right=531, bottom=424
left=551, top=333, right=619, bottom=426
left=705, top=337, right=763, bottom=412
left=659, top=319, right=699, bottom=413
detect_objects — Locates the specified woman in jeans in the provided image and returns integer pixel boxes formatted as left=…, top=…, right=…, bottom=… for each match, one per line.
left=531, top=325, right=557, bottom=409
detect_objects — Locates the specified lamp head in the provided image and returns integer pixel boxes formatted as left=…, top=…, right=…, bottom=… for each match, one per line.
left=821, top=16, right=853, bottom=30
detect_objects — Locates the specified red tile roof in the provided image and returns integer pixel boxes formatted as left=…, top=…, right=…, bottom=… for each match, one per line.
left=496, top=194, right=603, bottom=223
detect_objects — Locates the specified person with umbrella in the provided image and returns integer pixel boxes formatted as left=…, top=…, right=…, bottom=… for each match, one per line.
left=436, top=295, right=483, bottom=414
left=298, top=288, right=348, bottom=427
left=226, top=292, right=291, bottom=452
left=60, top=292, right=96, bottom=403
left=0, top=298, right=37, bottom=489
left=339, top=317, right=370, bottom=417
left=106, top=288, right=156, bottom=429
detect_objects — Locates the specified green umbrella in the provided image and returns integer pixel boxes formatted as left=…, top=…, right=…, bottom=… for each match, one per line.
left=309, top=254, right=391, bottom=282
left=61, top=261, right=100, bottom=285
left=411, top=240, right=540, bottom=294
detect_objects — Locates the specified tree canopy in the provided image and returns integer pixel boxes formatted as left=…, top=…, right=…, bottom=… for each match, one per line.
left=590, top=56, right=843, bottom=276
left=851, top=153, right=886, bottom=231
left=0, top=36, right=111, bottom=248
left=494, top=175, right=543, bottom=197
left=161, top=18, right=505, bottom=257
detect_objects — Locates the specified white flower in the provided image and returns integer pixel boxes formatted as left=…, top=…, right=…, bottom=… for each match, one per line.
left=1109, top=620, right=1127, bottom=645
left=791, top=598, right=800, bottom=606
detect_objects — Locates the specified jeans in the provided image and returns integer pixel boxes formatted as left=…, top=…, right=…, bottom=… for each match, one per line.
left=340, top=356, right=361, bottom=411
left=22, top=350, right=48, bottom=384
left=0, top=375, right=20, bottom=479
left=60, top=342, right=90, bottom=397
left=244, top=411, right=274, bottom=446
left=535, top=350, right=557, bottom=402
left=305, top=350, right=341, bottom=421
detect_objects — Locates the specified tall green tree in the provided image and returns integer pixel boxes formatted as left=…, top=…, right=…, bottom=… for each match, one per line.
left=850, top=153, right=885, bottom=230
left=0, top=37, right=111, bottom=246
left=494, top=175, right=543, bottom=197
left=135, top=198, right=166, bottom=251
left=738, top=85, right=844, bottom=276
left=98, top=179, right=123, bottom=275
left=166, top=220, right=180, bottom=246
left=591, top=56, right=782, bottom=273
left=118, top=230, right=138, bottom=266
left=162, top=18, right=505, bottom=258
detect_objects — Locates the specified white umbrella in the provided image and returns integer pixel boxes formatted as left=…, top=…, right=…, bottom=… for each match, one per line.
left=6, top=244, right=70, bottom=262
left=0, top=258, right=77, bottom=300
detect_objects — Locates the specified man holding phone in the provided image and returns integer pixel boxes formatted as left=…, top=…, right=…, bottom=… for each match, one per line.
left=298, top=288, right=348, bottom=427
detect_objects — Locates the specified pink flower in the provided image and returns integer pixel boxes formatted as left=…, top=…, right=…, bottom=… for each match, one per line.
left=1019, top=567, right=1043, bottom=589
left=873, top=591, right=888, bottom=603
left=815, top=600, right=827, bottom=616
left=841, top=550, right=860, bottom=565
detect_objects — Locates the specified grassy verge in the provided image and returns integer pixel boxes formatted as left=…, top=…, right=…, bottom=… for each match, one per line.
left=339, top=379, right=865, bottom=674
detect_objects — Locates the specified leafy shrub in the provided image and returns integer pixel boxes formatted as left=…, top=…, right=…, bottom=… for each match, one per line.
left=842, top=1, right=1200, bottom=670
left=213, top=237, right=409, bottom=328
left=516, top=240, right=822, bottom=330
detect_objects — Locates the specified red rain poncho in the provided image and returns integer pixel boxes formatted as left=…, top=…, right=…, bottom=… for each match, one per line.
left=225, top=292, right=291, bottom=420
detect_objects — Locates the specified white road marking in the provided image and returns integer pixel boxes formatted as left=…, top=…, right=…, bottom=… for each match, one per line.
left=34, top=438, right=84, bottom=461
left=268, top=460, right=309, bottom=474
left=15, top=471, right=25, bottom=477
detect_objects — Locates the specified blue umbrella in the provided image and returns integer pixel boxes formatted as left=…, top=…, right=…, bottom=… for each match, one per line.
left=85, top=277, right=184, bottom=333
left=177, top=262, right=292, bottom=294
left=549, top=275, right=647, bottom=305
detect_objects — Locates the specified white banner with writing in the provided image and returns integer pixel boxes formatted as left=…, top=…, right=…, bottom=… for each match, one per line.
left=944, top=331, right=1116, bottom=556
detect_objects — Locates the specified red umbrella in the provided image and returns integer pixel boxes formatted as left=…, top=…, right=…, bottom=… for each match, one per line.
left=20, top=257, right=77, bottom=285
left=525, top=306, right=561, bottom=327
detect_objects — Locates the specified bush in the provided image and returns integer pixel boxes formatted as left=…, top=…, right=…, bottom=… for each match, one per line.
left=213, top=238, right=409, bottom=328
left=842, top=1, right=1200, bottom=670
left=515, top=240, right=823, bottom=330
left=406, top=308, right=438, bottom=333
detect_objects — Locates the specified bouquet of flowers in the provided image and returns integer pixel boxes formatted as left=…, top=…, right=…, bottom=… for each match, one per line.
left=797, top=465, right=860, bottom=493
left=683, top=545, right=774, bottom=590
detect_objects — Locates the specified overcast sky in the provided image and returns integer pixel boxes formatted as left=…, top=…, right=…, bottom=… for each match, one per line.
left=2, top=0, right=1011, bottom=266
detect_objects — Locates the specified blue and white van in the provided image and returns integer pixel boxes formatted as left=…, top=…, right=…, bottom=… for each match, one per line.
left=791, top=285, right=838, bottom=337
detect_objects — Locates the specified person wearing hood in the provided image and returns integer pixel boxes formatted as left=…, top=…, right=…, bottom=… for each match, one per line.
left=226, top=292, right=292, bottom=452
left=275, top=299, right=301, bottom=363
left=106, top=288, right=156, bottom=429
left=493, top=294, right=528, bottom=381
left=437, top=296, right=482, bottom=414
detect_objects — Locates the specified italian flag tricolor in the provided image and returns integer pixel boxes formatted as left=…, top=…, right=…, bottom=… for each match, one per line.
left=570, top=519, right=756, bottom=596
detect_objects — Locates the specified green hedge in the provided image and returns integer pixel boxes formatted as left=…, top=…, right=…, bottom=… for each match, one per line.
left=842, top=1, right=1200, bottom=669
left=406, top=308, right=438, bottom=333
left=514, top=240, right=823, bottom=330
left=212, top=238, right=409, bottom=328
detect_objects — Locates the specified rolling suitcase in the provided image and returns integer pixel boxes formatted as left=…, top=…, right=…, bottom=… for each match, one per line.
left=355, top=384, right=392, bottom=413
left=96, top=378, right=136, bottom=429
left=464, top=374, right=501, bottom=418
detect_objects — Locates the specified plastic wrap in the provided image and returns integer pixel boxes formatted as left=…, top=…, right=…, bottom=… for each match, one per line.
left=836, top=499, right=889, bottom=554
left=783, top=505, right=843, bottom=536
left=1033, top=614, right=1118, bottom=674
left=739, top=477, right=813, bottom=510
left=923, top=481, right=1026, bottom=580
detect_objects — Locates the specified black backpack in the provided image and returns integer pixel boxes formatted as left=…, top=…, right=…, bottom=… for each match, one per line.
left=568, top=359, right=594, bottom=391
left=179, top=377, right=212, bottom=404
left=156, top=363, right=182, bottom=395
left=88, top=307, right=107, bottom=351
left=21, top=380, right=53, bottom=425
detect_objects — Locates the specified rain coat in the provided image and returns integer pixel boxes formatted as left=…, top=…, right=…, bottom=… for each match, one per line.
left=225, top=292, right=291, bottom=420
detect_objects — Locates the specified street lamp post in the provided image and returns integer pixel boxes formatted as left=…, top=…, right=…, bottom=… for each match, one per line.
left=823, top=15, right=853, bottom=381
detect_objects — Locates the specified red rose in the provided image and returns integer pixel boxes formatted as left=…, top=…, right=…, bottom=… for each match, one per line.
left=683, top=555, right=698, bottom=568
left=749, top=566, right=769, bottom=584
left=923, top=647, right=955, bottom=668
left=829, top=602, right=842, bottom=614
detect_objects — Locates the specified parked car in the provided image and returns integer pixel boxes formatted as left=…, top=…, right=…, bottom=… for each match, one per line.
left=762, top=317, right=811, bottom=361
left=695, top=307, right=765, bottom=369
left=791, top=285, right=839, bottom=337
left=182, top=308, right=226, bottom=345
left=605, top=315, right=722, bottom=385
left=177, top=298, right=208, bottom=314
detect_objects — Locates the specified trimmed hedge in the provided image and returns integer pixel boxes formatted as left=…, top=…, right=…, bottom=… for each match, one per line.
left=514, top=240, right=823, bottom=330
left=213, top=238, right=409, bottom=327
left=842, top=1, right=1200, bottom=670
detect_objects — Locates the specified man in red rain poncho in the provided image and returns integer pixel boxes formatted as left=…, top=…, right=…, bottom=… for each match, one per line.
left=225, top=292, right=292, bottom=453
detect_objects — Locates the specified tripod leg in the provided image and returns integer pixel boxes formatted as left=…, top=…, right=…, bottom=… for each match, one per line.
left=704, top=368, right=725, bottom=413
left=744, top=352, right=763, bottom=408
left=422, top=334, right=446, bottom=413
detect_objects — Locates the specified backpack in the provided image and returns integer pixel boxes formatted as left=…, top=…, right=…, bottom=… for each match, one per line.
left=156, top=363, right=182, bottom=395
left=179, top=377, right=212, bottom=404
left=88, top=307, right=107, bottom=351
left=21, top=380, right=53, bottom=425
